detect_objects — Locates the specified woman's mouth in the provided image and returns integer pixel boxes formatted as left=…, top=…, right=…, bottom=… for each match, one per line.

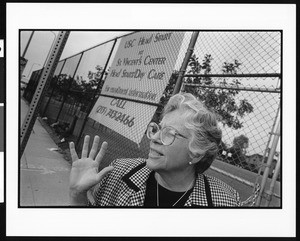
left=149, top=148, right=164, bottom=158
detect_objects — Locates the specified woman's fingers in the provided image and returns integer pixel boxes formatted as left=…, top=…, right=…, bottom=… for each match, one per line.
left=89, top=135, right=100, bottom=159
left=95, top=141, right=108, bottom=165
left=81, top=135, right=90, bottom=158
left=69, top=142, right=79, bottom=163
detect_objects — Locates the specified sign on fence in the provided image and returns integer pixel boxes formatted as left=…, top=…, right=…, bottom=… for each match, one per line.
left=90, top=96, right=157, bottom=144
left=100, top=31, right=185, bottom=103
left=89, top=31, right=185, bottom=144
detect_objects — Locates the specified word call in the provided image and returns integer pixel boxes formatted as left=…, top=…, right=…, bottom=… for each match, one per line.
left=95, top=98, right=135, bottom=128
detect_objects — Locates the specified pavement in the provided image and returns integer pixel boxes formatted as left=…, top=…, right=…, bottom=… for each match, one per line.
left=20, top=98, right=71, bottom=206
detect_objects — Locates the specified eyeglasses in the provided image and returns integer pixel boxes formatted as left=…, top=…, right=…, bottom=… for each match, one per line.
left=146, top=122, right=188, bottom=146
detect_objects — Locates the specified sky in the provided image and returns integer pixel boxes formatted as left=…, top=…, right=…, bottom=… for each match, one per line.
left=20, top=31, right=132, bottom=79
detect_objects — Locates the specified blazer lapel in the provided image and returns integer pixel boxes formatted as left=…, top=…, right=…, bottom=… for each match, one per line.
left=121, top=161, right=152, bottom=206
left=185, top=173, right=209, bottom=207
left=120, top=161, right=210, bottom=207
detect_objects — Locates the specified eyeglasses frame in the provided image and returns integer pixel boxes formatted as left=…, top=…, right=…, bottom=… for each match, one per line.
left=146, top=122, right=188, bottom=146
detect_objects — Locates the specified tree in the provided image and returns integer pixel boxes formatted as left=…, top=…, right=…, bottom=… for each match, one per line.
left=153, top=70, right=179, bottom=121
left=227, top=134, right=249, bottom=166
left=67, top=65, right=108, bottom=112
left=55, top=74, right=73, bottom=101
left=185, top=54, right=254, bottom=129
left=232, top=134, right=249, bottom=151
left=157, top=53, right=254, bottom=129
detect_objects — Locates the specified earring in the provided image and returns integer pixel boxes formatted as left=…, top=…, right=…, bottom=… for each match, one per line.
left=189, top=161, right=192, bottom=165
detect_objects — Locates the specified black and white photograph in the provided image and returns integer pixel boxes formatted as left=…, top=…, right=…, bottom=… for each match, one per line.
left=20, top=30, right=281, bottom=208
left=5, top=3, right=297, bottom=238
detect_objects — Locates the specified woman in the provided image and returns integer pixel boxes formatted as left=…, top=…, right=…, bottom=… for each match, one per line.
left=69, top=93, right=240, bottom=207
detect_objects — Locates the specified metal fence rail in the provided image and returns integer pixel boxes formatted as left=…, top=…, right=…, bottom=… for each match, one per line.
left=182, top=81, right=281, bottom=177
left=180, top=31, right=281, bottom=181
left=23, top=30, right=281, bottom=206
left=179, top=31, right=281, bottom=206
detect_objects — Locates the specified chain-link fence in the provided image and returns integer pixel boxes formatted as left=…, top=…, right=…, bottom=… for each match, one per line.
left=23, top=31, right=281, bottom=206
left=181, top=31, right=281, bottom=181
left=24, top=31, right=193, bottom=169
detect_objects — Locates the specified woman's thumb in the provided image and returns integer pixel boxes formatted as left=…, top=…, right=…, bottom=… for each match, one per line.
left=96, top=166, right=114, bottom=182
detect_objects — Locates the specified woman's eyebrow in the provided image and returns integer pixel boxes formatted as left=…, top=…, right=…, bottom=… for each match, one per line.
left=159, top=123, right=175, bottom=130
left=159, top=121, right=181, bottom=132
left=164, top=124, right=181, bottom=132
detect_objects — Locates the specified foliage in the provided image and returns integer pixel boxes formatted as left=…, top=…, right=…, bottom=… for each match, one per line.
left=232, top=134, right=249, bottom=150
left=218, top=134, right=249, bottom=168
left=53, top=65, right=107, bottom=107
left=184, top=54, right=254, bottom=129
left=154, top=70, right=179, bottom=121
left=157, top=53, right=254, bottom=130
left=155, top=53, right=255, bottom=168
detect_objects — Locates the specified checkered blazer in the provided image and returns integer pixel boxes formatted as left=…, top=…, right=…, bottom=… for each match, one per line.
left=87, top=158, right=240, bottom=207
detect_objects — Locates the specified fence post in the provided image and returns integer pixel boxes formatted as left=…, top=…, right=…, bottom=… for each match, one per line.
left=255, top=115, right=281, bottom=206
left=20, top=31, right=70, bottom=157
left=55, top=53, right=83, bottom=122
left=252, top=101, right=280, bottom=205
left=75, top=38, right=118, bottom=147
left=172, top=31, right=199, bottom=95
left=264, top=154, right=281, bottom=206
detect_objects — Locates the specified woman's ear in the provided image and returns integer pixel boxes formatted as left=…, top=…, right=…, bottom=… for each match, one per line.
left=189, top=153, right=203, bottom=165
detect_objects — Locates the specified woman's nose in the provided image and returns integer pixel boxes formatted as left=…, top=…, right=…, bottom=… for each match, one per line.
left=151, top=130, right=162, bottom=144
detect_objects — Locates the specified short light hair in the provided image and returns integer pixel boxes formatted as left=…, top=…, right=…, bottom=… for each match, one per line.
left=163, top=93, right=222, bottom=173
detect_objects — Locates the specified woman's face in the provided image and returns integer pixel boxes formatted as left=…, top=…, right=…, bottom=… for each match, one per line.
left=146, top=109, right=193, bottom=175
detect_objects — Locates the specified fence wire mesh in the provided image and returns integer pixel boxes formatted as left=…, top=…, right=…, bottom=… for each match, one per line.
left=193, top=31, right=280, bottom=75
left=23, top=31, right=281, bottom=204
left=183, top=81, right=280, bottom=178
left=24, top=31, right=193, bottom=169
left=182, top=31, right=281, bottom=181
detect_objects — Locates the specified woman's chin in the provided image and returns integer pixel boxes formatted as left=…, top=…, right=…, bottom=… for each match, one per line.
left=146, top=155, right=164, bottom=170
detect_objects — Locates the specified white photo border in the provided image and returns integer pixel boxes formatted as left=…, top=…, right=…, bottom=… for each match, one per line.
left=7, top=3, right=296, bottom=237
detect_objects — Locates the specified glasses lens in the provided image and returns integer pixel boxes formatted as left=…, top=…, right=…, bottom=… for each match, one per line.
left=161, top=127, right=175, bottom=146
